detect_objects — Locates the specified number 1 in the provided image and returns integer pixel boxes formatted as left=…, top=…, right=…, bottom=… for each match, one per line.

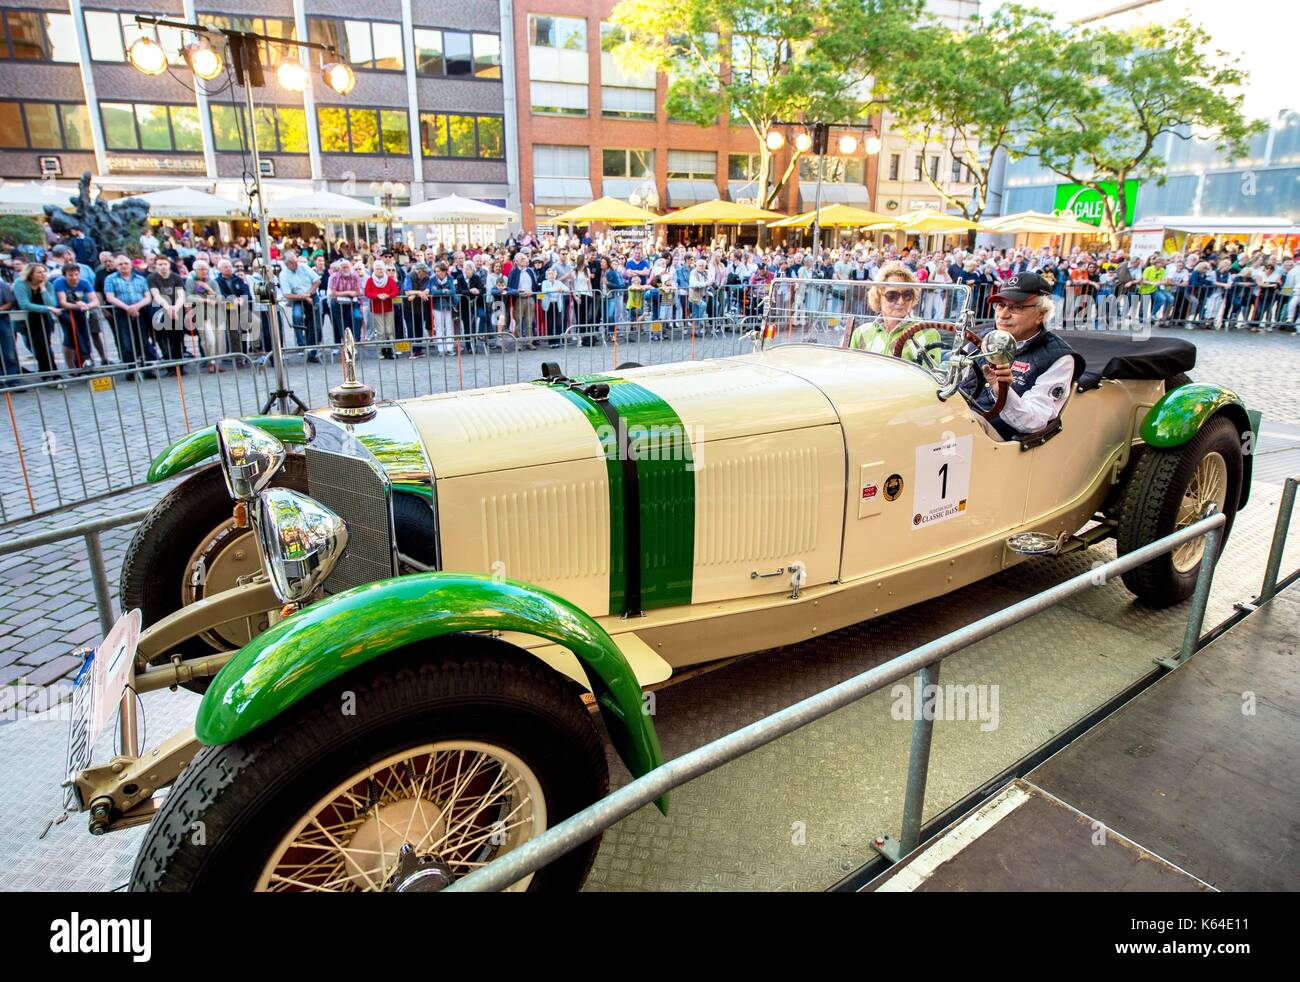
left=939, top=462, right=948, bottom=499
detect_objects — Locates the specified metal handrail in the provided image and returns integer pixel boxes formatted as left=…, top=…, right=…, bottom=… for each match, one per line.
left=0, top=508, right=151, bottom=635
left=449, top=511, right=1230, bottom=892
left=1260, top=475, right=1298, bottom=604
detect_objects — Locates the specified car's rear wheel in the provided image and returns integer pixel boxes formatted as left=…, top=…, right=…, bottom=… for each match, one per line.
left=1116, top=415, right=1243, bottom=607
left=130, top=637, right=607, bottom=892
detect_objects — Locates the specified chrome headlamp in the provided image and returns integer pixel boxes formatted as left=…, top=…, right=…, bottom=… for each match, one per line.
left=217, top=419, right=286, bottom=501
left=253, top=489, right=349, bottom=604
left=980, top=329, right=1017, bottom=367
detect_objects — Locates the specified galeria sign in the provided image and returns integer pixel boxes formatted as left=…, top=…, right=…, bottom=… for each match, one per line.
left=1053, top=180, right=1140, bottom=227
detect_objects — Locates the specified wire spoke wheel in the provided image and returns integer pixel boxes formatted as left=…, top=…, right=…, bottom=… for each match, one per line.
left=257, top=741, right=546, bottom=892
left=1172, top=451, right=1228, bottom=573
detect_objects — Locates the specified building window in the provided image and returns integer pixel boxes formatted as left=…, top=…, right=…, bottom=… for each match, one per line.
left=799, top=156, right=865, bottom=184
left=529, top=14, right=588, bottom=115
left=913, top=156, right=924, bottom=181
left=534, top=144, right=588, bottom=178
left=210, top=104, right=308, bottom=154
left=951, top=157, right=963, bottom=183
left=100, top=103, right=203, bottom=153
left=529, top=15, right=587, bottom=50
left=0, top=10, right=78, bottom=63
left=728, top=154, right=760, bottom=181
left=84, top=11, right=189, bottom=65
left=0, top=100, right=92, bottom=150
left=308, top=18, right=403, bottom=72
left=603, top=148, right=653, bottom=178
left=316, top=106, right=409, bottom=154
left=888, top=153, right=900, bottom=181
left=601, top=87, right=654, bottom=120
left=443, top=32, right=473, bottom=76
left=530, top=82, right=587, bottom=116
left=928, top=155, right=940, bottom=182
left=413, top=27, right=503, bottom=80
left=666, top=150, right=716, bottom=180
left=196, top=15, right=295, bottom=66
left=473, top=34, right=501, bottom=79
left=417, top=113, right=504, bottom=160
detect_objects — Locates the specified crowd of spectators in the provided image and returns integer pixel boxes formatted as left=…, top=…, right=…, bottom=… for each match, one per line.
left=2, top=219, right=1296, bottom=387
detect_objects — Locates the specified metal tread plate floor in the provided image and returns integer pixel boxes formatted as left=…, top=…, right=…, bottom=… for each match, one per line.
left=868, top=582, right=1299, bottom=892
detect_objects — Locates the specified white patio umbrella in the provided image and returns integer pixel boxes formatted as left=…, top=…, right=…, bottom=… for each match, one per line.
left=130, top=186, right=244, bottom=219
left=394, top=194, right=517, bottom=224
left=264, top=190, right=390, bottom=222
left=0, top=181, right=76, bottom=216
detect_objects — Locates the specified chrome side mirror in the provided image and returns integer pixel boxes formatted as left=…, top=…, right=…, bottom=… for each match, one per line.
left=217, top=419, right=286, bottom=502
left=253, top=488, right=349, bottom=604
left=980, top=329, right=1017, bottom=367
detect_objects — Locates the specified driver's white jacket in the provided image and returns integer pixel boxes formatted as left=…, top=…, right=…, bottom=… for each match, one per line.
left=995, top=349, right=1075, bottom=434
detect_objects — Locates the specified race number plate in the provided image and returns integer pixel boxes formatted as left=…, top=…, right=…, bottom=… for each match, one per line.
left=63, top=609, right=141, bottom=811
left=912, top=435, right=972, bottom=529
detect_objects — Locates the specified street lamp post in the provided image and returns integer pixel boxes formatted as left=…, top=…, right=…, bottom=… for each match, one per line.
left=370, top=181, right=407, bottom=249
left=629, top=179, right=657, bottom=250
left=766, top=121, right=882, bottom=263
left=129, top=15, right=355, bottom=414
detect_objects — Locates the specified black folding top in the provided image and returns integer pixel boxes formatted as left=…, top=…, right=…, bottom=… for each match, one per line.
left=1056, top=331, right=1197, bottom=391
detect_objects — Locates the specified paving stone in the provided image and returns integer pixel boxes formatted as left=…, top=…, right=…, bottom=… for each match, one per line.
left=22, top=655, right=85, bottom=686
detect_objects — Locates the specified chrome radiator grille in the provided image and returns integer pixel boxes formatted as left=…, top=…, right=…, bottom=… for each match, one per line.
left=307, top=446, right=396, bottom=593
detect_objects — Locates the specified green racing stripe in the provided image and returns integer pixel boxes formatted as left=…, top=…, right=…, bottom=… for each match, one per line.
left=536, top=375, right=695, bottom=614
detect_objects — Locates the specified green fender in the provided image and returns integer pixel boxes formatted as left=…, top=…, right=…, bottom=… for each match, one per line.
left=146, top=415, right=307, bottom=482
left=195, top=572, right=669, bottom=813
left=1140, top=383, right=1260, bottom=507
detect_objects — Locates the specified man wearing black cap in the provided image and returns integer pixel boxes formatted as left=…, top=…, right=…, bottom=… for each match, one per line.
left=962, top=271, right=1083, bottom=440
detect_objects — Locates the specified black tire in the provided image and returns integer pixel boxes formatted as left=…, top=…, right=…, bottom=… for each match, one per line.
left=130, top=636, right=607, bottom=892
left=121, top=457, right=308, bottom=665
left=615, top=361, right=642, bottom=370
left=1116, top=415, right=1243, bottom=607
left=1164, top=372, right=1193, bottom=393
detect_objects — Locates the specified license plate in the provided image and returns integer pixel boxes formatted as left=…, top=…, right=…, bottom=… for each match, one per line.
left=63, top=610, right=140, bottom=811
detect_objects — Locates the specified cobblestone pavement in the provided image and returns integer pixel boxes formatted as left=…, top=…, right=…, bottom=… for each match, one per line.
left=0, top=324, right=1297, bottom=695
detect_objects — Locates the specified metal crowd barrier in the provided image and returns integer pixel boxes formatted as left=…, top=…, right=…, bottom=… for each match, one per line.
left=449, top=502, right=1300, bottom=891
left=0, top=353, right=266, bottom=525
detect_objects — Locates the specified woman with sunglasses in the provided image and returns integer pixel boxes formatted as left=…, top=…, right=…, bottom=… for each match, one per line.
left=847, top=262, right=943, bottom=366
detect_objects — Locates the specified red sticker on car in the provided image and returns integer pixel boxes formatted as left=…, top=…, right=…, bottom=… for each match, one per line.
left=862, top=483, right=879, bottom=500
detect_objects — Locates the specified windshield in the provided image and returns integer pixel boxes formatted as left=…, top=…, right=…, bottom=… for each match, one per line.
left=759, top=276, right=973, bottom=373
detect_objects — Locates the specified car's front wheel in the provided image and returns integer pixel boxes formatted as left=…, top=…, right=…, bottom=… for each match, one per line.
left=1116, top=415, right=1243, bottom=607
left=130, top=636, right=608, bottom=892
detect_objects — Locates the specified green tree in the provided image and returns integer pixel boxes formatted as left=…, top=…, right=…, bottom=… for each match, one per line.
left=0, top=215, right=43, bottom=246
left=1024, top=18, right=1264, bottom=244
left=881, top=4, right=1066, bottom=222
left=607, top=0, right=924, bottom=210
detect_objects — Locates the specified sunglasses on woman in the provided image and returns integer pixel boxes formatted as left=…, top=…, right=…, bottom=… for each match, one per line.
left=882, top=289, right=916, bottom=302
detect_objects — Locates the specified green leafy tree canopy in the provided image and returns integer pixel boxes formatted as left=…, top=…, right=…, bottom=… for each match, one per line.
left=1025, top=18, right=1264, bottom=242
left=880, top=3, right=1066, bottom=222
left=607, top=0, right=924, bottom=209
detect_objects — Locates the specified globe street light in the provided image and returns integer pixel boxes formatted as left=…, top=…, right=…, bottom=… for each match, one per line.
left=130, top=13, right=346, bottom=415
left=629, top=179, right=658, bottom=247
left=127, top=36, right=167, bottom=76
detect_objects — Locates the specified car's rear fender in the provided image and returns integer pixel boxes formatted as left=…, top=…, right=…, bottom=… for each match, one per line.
left=194, top=572, right=669, bottom=813
left=146, top=415, right=308, bottom=482
left=1139, top=383, right=1260, bottom=508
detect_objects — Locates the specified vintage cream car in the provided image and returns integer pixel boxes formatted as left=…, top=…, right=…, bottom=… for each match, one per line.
left=69, top=302, right=1257, bottom=892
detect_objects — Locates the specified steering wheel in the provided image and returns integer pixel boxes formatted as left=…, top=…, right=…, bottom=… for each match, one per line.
left=899, top=324, right=1009, bottom=422
left=889, top=321, right=949, bottom=373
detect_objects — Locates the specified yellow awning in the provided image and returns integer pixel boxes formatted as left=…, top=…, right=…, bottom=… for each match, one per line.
left=983, top=210, right=1099, bottom=234
left=769, top=203, right=892, bottom=228
left=867, top=209, right=992, bottom=233
left=550, top=196, right=656, bottom=225
left=651, top=199, right=785, bottom=225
